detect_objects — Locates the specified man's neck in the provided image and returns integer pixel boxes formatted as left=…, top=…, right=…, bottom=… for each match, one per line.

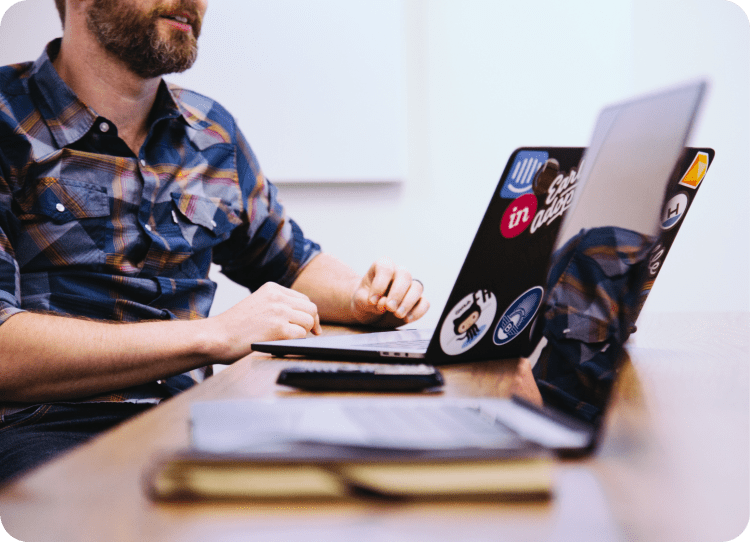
left=53, top=29, right=160, bottom=155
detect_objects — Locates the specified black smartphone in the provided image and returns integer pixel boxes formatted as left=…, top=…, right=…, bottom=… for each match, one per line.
left=276, top=364, right=444, bottom=392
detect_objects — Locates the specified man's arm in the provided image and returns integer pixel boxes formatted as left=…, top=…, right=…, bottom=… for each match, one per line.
left=0, top=282, right=321, bottom=402
left=291, top=252, right=430, bottom=327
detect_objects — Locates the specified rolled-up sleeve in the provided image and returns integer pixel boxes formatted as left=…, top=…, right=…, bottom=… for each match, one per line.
left=212, top=126, right=321, bottom=291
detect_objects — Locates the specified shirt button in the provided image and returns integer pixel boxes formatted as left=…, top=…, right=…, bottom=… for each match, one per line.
left=99, top=122, right=110, bottom=133
left=55, top=203, right=65, bottom=213
left=140, top=159, right=147, bottom=167
left=210, top=219, right=217, bottom=228
left=144, top=224, right=152, bottom=232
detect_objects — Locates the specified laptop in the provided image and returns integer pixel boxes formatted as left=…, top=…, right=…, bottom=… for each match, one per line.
left=252, top=81, right=711, bottom=368
left=181, top=81, right=713, bottom=479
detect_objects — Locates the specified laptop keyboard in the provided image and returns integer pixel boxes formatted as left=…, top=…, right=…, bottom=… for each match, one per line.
left=342, top=404, right=514, bottom=446
left=365, top=339, right=431, bottom=350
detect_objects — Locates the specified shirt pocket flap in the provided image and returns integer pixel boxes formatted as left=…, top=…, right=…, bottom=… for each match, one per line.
left=31, top=180, right=110, bottom=223
left=170, top=192, right=241, bottom=236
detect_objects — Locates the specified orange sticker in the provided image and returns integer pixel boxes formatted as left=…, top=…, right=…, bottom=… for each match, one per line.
left=678, top=151, right=709, bottom=189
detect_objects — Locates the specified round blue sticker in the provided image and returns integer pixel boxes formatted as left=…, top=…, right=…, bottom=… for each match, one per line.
left=660, top=193, right=689, bottom=230
left=493, top=286, right=544, bottom=345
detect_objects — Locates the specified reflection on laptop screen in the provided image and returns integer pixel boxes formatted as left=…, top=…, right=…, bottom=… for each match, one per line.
left=533, top=81, right=707, bottom=423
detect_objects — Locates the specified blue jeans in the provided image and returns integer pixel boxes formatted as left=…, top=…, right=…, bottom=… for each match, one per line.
left=0, top=402, right=153, bottom=485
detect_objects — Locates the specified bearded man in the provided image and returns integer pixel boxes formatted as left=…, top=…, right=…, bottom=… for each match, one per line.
left=0, top=0, right=429, bottom=483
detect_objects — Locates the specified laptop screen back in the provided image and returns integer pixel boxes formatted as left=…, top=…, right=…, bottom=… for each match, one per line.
left=555, top=82, right=707, bottom=251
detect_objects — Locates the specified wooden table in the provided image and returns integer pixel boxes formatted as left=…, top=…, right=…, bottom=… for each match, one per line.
left=0, top=312, right=747, bottom=542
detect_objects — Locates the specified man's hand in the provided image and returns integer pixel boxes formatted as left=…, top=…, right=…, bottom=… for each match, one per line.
left=350, top=257, right=430, bottom=326
left=291, top=253, right=429, bottom=328
left=211, top=282, right=321, bottom=358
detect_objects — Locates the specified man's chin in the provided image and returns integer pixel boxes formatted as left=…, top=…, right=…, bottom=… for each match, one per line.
left=132, top=42, right=198, bottom=78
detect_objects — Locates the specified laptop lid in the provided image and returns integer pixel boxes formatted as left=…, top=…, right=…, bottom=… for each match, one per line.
left=250, top=147, right=585, bottom=361
left=252, top=81, right=709, bottom=376
left=424, top=80, right=708, bottom=364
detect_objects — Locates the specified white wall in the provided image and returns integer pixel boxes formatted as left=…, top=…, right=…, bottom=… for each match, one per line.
left=630, top=0, right=750, bottom=317
left=167, top=0, right=408, bottom=183
left=1, top=0, right=748, bottom=330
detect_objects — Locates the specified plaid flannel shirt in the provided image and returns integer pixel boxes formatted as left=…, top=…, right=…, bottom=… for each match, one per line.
left=0, top=40, right=320, bottom=418
left=533, top=226, right=652, bottom=422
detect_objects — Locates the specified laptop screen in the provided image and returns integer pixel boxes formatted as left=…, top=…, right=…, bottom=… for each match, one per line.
left=555, top=81, right=707, bottom=251
left=532, top=81, right=707, bottom=425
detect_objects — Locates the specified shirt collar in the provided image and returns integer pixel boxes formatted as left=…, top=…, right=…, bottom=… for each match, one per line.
left=28, top=39, right=208, bottom=149
left=163, top=82, right=213, bottom=131
left=28, top=39, right=97, bottom=148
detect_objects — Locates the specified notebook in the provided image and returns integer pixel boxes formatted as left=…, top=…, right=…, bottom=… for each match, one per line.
left=150, top=396, right=560, bottom=501
left=252, top=80, right=710, bottom=366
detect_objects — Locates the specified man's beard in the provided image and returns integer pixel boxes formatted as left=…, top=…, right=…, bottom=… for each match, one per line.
left=86, top=0, right=203, bottom=79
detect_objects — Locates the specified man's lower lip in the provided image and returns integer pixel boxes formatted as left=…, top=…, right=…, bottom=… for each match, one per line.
left=162, top=18, right=193, bottom=32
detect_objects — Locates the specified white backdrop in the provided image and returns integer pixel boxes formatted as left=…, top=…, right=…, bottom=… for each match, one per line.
left=167, top=0, right=408, bottom=183
left=0, top=0, right=748, bottom=331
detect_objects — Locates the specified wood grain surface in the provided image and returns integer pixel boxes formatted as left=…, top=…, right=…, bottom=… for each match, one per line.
left=0, top=313, right=747, bottom=542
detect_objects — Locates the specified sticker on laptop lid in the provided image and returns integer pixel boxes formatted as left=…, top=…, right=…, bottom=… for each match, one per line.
left=500, top=151, right=549, bottom=198
left=500, top=193, right=537, bottom=238
left=660, top=193, right=689, bottom=230
left=678, top=151, right=709, bottom=190
left=640, top=279, right=655, bottom=296
left=530, top=163, right=582, bottom=234
left=493, top=286, right=544, bottom=345
left=648, top=243, right=665, bottom=276
left=439, top=289, right=497, bottom=356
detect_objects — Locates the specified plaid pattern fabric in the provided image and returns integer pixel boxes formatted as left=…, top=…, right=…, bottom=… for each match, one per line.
left=0, top=40, right=320, bottom=417
left=532, top=226, right=652, bottom=422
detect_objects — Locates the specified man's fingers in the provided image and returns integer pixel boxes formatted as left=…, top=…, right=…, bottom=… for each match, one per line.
left=260, top=282, right=321, bottom=336
left=378, top=269, right=412, bottom=313
left=404, top=296, right=430, bottom=323
left=312, top=312, right=322, bottom=335
left=366, top=259, right=417, bottom=314
left=282, top=294, right=321, bottom=335
left=286, top=295, right=319, bottom=317
left=394, top=279, right=424, bottom=319
left=287, top=308, right=317, bottom=334
left=281, top=322, right=310, bottom=340
left=366, top=258, right=396, bottom=304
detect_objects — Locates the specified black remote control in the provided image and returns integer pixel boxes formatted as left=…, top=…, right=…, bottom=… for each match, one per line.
left=276, top=364, right=444, bottom=392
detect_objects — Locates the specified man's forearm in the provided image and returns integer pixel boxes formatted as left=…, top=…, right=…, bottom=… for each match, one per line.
left=291, top=253, right=361, bottom=323
left=0, top=311, right=223, bottom=403
left=0, top=279, right=328, bottom=403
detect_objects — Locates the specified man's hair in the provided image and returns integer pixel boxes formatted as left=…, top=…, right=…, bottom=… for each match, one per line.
left=54, top=0, right=65, bottom=26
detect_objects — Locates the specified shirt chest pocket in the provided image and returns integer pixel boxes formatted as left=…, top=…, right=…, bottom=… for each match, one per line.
left=17, top=179, right=111, bottom=268
left=30, top=180, right=110, bottom=223
left=169, top=192, right=242, bottom=252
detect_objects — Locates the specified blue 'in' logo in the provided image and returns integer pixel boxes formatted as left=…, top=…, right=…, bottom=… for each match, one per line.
left=500, top=151, right=549, bottom=199
left=493, top=286, right=544, bottom=345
